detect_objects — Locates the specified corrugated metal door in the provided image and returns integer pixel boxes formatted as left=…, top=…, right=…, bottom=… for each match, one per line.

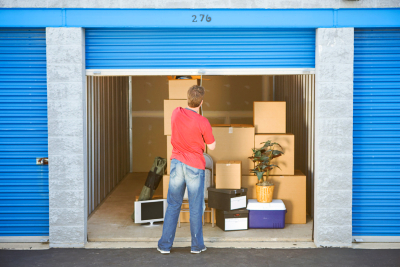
left=0, top=29, right=48, bottom=241
left=353, top=29, right=400, bottom=241
left=85, top=28, right=315, bottom=69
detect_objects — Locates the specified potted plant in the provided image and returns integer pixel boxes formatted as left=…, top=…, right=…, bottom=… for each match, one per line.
left=249, top=140, right=284, bottom=203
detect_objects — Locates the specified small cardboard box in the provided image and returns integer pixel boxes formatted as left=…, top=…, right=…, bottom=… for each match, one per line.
left=166, top=136, right=172, bottom=174
left=241, top=170, right=306, bottom=224
left=163, top=175, right=215, bottom=223
left=168, top=79, right=199, bottom=99
left=254, top=133, right=295, bottom=175
left=164, top=100, right=196, bottom=135
left=180, top=203, right=215, bottom=223
left=216, top=160, right=242, bottom=189
left=253, top=101, right=286, bottom=134
left=208, top=124, right=255, bottom=175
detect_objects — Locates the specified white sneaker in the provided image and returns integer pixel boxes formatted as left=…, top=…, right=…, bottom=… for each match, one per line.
left=157, top=247, right=170, bottom=254
left=191, top=246, right=207, bottom=254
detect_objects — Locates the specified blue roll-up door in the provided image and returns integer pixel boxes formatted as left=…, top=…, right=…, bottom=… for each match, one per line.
left=353, top=29, right=400, bottom=239
left=85, top=28, right=315, bottom=69
left=0, top=29, right=48, bottom=239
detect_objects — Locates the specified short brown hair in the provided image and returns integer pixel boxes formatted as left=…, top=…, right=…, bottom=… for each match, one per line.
left=187, top=85, right=205, bottom=108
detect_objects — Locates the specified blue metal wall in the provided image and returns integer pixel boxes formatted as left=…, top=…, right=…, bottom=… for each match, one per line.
left=0, top=29, right=48, bottom=237
left=85, top=28, right=315, bottom=69
left=353, top=29, right=400, bottom=236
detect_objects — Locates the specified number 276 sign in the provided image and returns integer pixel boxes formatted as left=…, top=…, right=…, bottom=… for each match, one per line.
left=192, top=14, right=212, bottom=22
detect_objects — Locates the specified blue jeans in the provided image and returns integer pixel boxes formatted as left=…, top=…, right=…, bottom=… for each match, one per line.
left=158, top=158, right=206, bottom=252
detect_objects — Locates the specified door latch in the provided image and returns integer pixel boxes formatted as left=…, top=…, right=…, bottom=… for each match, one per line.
left=36, top=157, right=48, bottom=165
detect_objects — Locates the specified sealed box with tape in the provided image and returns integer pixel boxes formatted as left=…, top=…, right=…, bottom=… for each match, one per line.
left=208, top=124, right=254, bottom=175
left=215, top=160, right=241, bottom=189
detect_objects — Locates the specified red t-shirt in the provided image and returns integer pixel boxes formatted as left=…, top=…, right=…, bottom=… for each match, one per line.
left=170, top=107, right=215, bottom=170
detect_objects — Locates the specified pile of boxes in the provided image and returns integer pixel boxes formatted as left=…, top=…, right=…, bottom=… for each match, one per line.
left=208, top=101, right=306, bottom=230
left=162, top=78, right=306, bottom=230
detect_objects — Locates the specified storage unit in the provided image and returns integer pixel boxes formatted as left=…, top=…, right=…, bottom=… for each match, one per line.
left=208, top=187, right=247, bottom=211
left=216, top=209, right=249, bottom=231
left=241, top=171, right=306, bottom=224
left=247, top=199, right=287, bottom=229
left=253, top=102, right=286, bottom=134
left=216, top=160, right=241, bottom=189
left=208, top=125, right=254, bottom=175
left=353, top=29, right=400, bottom=239
left=0, top=29, right=49, bottom=239
left=254, top=134, right=295, bottom=175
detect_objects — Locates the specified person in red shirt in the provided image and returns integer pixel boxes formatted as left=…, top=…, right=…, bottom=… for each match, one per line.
left=158, top=85, right=215, bottom=254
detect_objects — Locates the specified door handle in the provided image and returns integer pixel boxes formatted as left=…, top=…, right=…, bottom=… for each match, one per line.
left=36, top=157, right=48, bottom=165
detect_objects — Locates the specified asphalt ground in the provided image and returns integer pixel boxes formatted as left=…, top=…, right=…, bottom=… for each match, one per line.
left=1, top=247, right=400, bottom=267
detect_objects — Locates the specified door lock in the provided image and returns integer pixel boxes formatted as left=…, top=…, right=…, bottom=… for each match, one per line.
left=36, top=157, right=48, bottom=165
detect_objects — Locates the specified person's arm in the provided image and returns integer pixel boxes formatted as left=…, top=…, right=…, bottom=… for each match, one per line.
left=202, top=119, right=215, bottom=151
left=207, top=141, right=216, bottom=151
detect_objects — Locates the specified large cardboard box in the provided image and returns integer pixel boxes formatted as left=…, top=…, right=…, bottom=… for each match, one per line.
left=166, top=136, right=172, bottom=174
left=253, top=101, right=286, bottom=134
left=168, top=79, right=199, bottom=99
left=164, top=100, right=195, bottom=135
left=241, top=170, right=306, bottom=224
left=215, top=161, right=242, bottom=189
left=208, top=124, right=254, bottom=175
left=163, top=175, right=215, bottom=223
left=254, top=133, right=295, bottom=175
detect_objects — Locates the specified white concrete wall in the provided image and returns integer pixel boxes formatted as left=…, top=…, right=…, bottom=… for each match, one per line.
left=314, top=28, right=354, bottom=247
left=46, top=27, right=87, bottom=248
left=1, top=0, right=399, bottom=8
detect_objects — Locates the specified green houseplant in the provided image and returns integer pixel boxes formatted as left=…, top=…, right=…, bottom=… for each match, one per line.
left=249, top=140, right=284, bottom=203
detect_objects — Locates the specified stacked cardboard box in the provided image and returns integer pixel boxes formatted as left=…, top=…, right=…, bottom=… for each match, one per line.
left=207, top=124, right=255, bottom=175
left=250, top=101, right=306, bottom=224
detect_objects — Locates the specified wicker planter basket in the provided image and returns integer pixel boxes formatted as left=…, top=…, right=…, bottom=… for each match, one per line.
left=256, top=184, right=274, bottom=203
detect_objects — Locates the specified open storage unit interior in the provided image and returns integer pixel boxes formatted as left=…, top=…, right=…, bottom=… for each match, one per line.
left=85, top=74, right=315, bottom=242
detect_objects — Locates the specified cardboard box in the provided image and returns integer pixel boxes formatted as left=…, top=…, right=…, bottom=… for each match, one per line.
left=166, top=136, right=172, bottom=174
left=180, top=203, right=216, bottom=223
left=253, top=101, right=286, bottom=133
left=254, top=133, right=295, bottom=175
left=168, top=79, right=199, bottom=99
left=163, top=175, right=215, bottom=223
left=215, top=161, right=242, bottom=189
left=164, top=100, right=195, bottom=135
left=208, top=125, right=255, bottom=175
left=241, top=170, right=306, bottom=224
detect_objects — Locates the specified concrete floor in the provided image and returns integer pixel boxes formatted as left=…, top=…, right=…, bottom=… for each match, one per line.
left=88, top=173, right=313, bottom=243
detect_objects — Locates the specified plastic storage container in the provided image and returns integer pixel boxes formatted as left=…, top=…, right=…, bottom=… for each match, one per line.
left=247, top=199, right=286, bottom=229
left=216, top=209, right=249, bottom=231
left=207, top=187, right=247, bottom=211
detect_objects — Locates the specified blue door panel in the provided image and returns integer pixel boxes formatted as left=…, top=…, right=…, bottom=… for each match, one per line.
left=85, top=28, right=315, bottom=69
left=353, top=29, right=400, bottom=237
left=0, top=29, right=48, bottom=237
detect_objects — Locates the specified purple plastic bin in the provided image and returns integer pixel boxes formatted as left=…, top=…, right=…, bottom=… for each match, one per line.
left=247, top=199, right=287, bottom=229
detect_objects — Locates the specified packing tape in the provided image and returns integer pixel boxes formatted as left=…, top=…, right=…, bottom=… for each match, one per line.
left=229, top=127, right=233, bottom=134
left=226, top=164, right=231, bottom=166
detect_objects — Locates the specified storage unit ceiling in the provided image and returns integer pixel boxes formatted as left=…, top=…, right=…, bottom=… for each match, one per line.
left=0, top=28, right=49, bottom=238
left=85, top=28, right=315, bottom=69
left=353, top=28, right=400, bottom=238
